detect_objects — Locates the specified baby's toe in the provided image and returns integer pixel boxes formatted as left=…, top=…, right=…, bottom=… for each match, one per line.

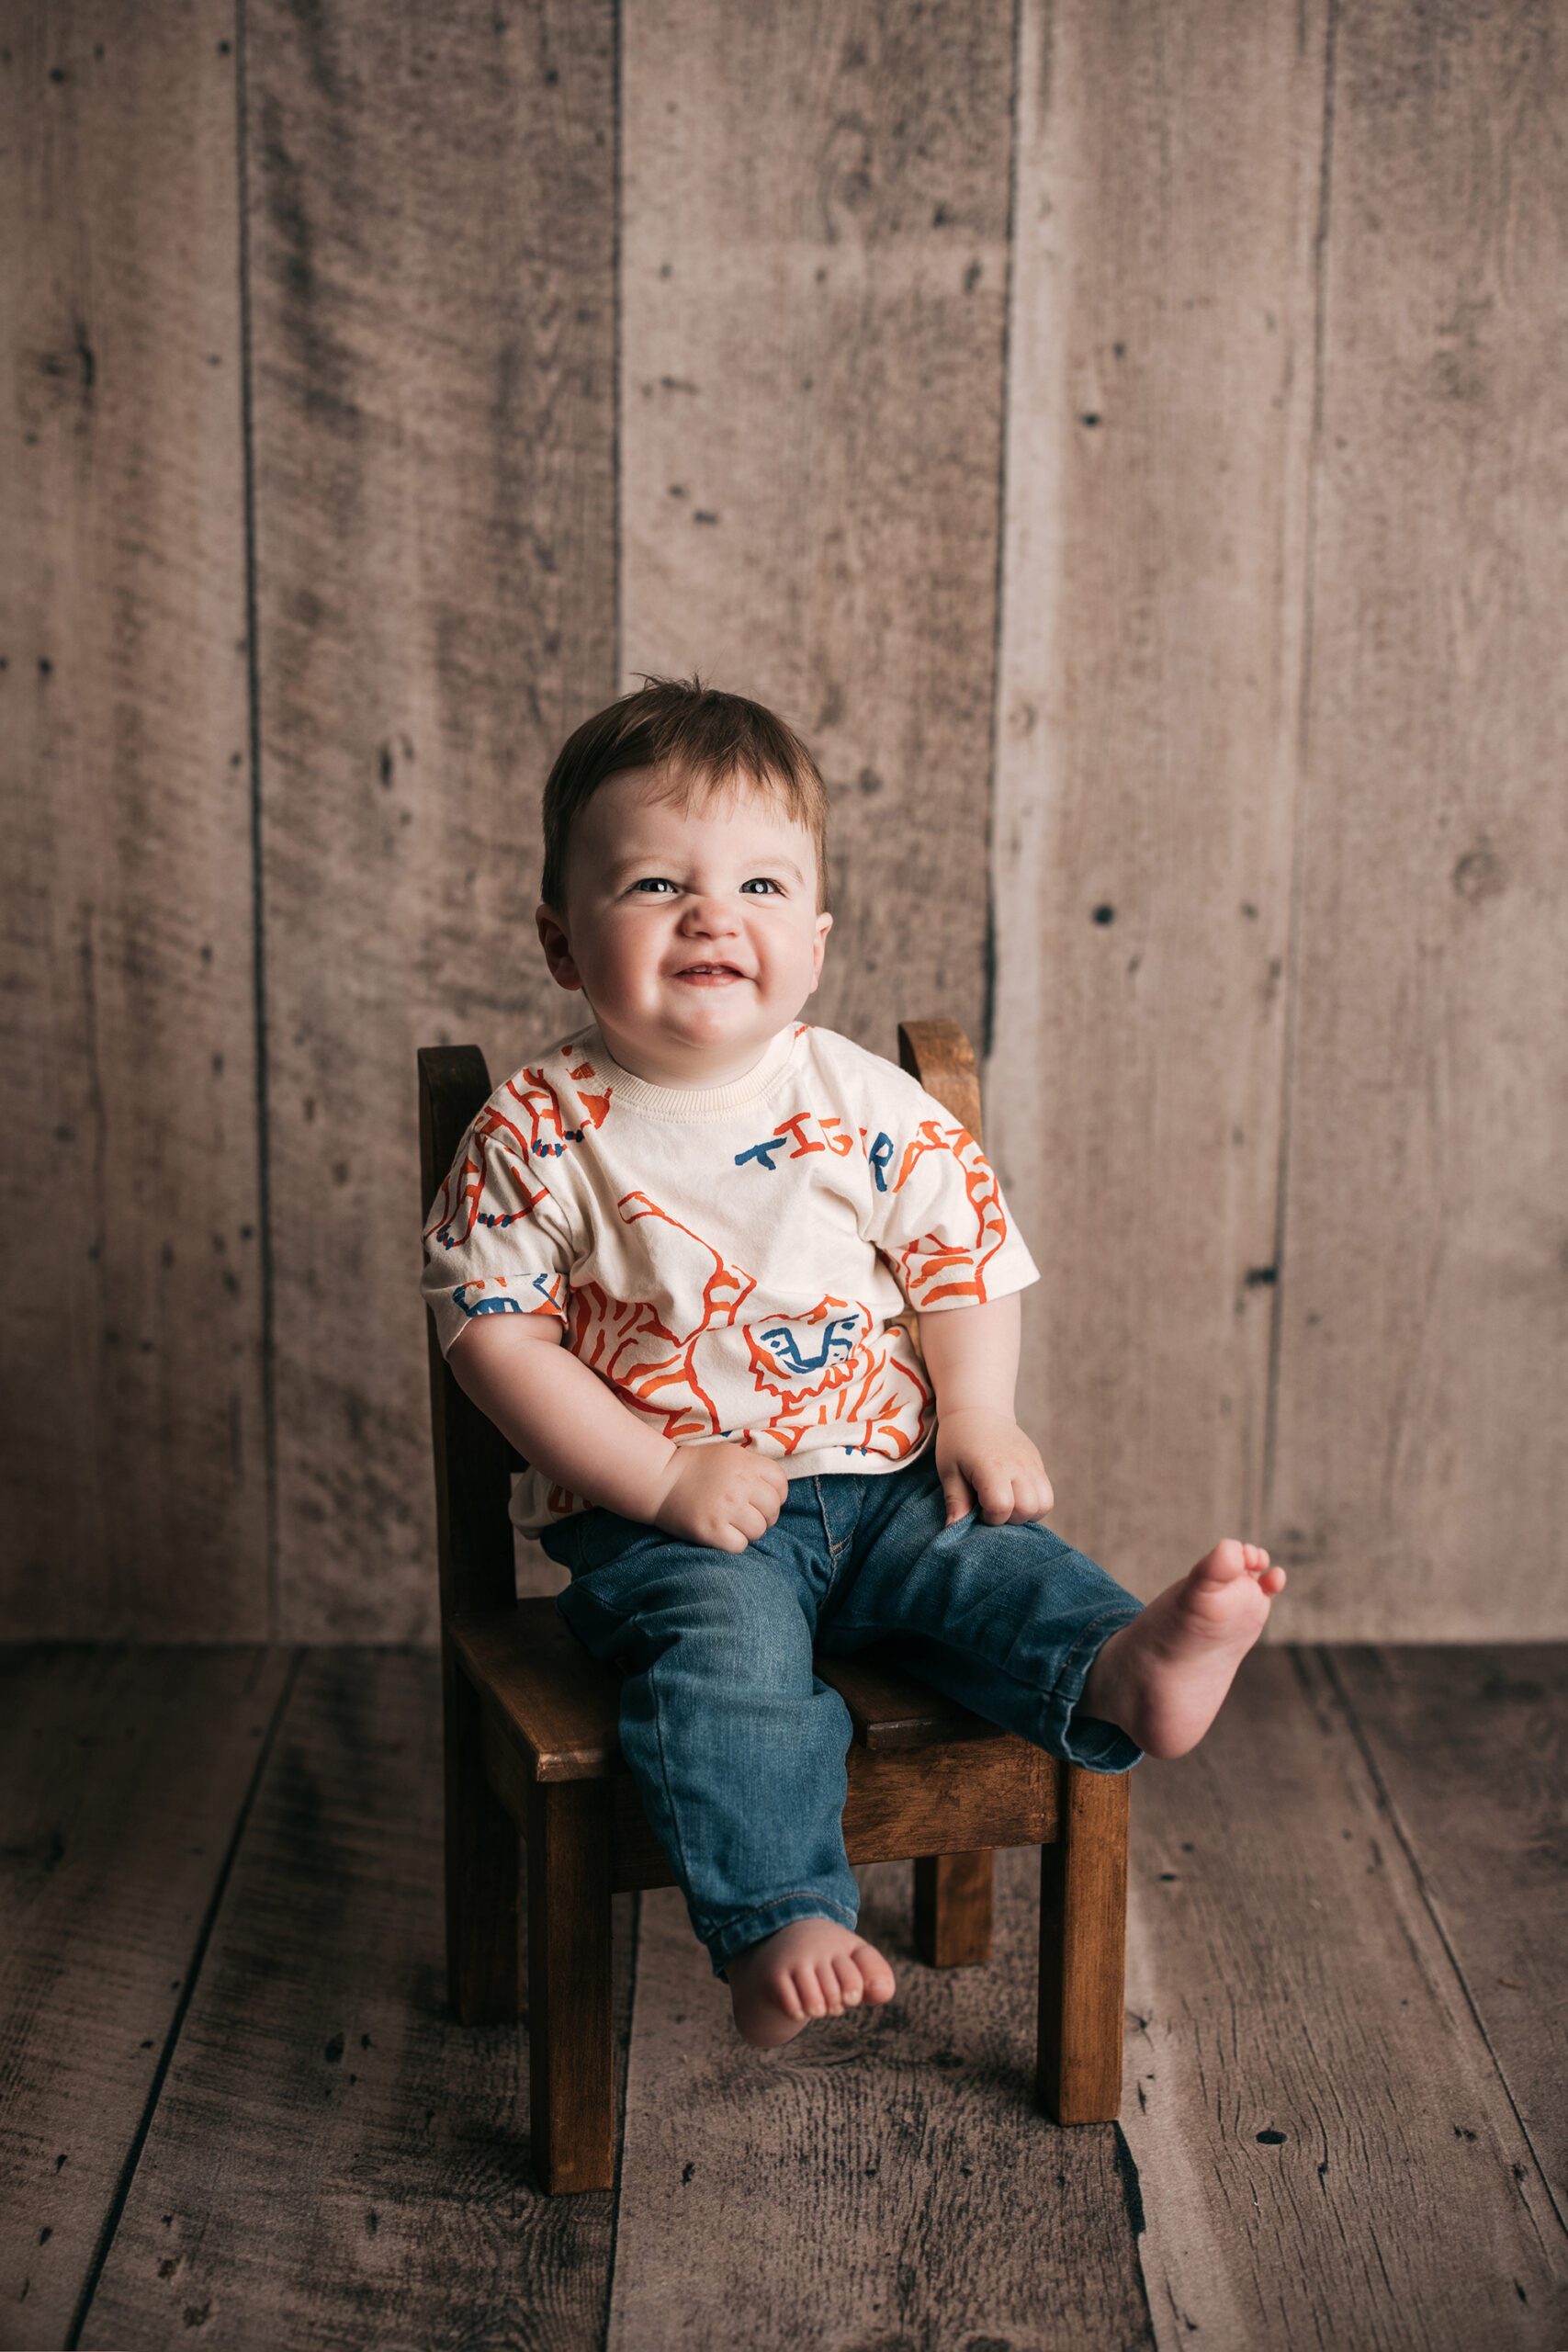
left=795, top=1967, right=828, bottom=2018
left=817, top=1962, right=845, bottom=2016
left=773, top=1971, right=805, bottom=2020
left=852, top=1941, right=897, bottom=2003
left=832, top=1953, right=864, bottom=2005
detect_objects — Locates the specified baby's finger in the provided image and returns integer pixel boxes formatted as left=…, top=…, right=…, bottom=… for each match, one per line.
left=1015, top=1476, right=1052, bottom=1522
left=942, top=1471, right=975, bottom=1527
left=975, top=1471, right=1014, bottom=1525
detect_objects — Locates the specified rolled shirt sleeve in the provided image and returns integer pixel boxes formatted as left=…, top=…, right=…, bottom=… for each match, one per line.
left=420, top=1107, right=575, bottom=1362
left=860, top=1074, right=1040, bottom=1314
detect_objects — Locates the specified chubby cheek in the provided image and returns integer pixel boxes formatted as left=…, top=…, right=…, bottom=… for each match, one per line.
left=585, top=921, right=669, bottom=1005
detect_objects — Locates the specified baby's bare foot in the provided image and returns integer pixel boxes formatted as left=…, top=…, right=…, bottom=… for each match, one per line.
left=1078, top=1541, right=1287, bottom=1759
left=725, top=1917, right=897, bottom=2048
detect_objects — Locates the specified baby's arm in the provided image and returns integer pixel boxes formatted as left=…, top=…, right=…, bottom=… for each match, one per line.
left=920, top=1287, right=1022, bottom=1416
left=447, top=1317, right=787, bottom=1553
left=918, top=1292, right=1055, bottom=1528
left=450, top=1316, right=672, bottom=1514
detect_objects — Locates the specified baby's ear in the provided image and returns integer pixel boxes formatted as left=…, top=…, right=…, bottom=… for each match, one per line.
left=810, top=909, right=833, bottom=984
left=536, top=902, right=582, bottom=991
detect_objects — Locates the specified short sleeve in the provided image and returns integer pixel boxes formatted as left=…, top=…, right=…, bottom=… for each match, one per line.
left=860, top=1078, right=1040, bottom=1313
left=420, top=1103, right=576, bottom=1361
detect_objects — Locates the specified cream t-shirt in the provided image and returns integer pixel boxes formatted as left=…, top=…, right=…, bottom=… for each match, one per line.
left=420, top=1018, right=1040, bottom=1535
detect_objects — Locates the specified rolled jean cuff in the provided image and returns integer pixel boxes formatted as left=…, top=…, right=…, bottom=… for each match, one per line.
left=705, top=1888, right=861, bottom=1984
left=1043, top=1604, right=1147, bottom=1774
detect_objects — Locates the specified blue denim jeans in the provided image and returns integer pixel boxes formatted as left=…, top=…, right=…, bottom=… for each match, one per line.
left=537, top=1449, right=1146, bottom=1983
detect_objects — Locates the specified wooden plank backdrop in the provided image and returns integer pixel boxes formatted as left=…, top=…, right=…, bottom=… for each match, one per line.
left=987, top=0, right=1322, bottom=1600
left=1269, top=0, right=1568, bottom=1638
left=1, top=0, right=1562, bottom=1643
left=243, top=0, right=617, bottom=1637
left=0, top=1, right=267, bottom=1638
left=619, top=0, right=1013, bottom=1055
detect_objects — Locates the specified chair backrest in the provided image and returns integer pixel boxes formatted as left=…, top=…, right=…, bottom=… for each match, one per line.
left=418, top=1017, right=982, bottom=1629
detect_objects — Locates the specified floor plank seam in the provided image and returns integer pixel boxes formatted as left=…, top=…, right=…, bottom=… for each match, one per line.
left=62, top=1645, right=308, bottom=2351
left=1315, top=1642, right=1567, bottom=2242
left=599, top=1883, right=640, bottom=2350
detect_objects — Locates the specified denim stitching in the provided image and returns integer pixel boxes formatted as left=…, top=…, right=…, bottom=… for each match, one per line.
left=645, top=1634, right=703, bottom=1905
left=712, top=1889, right=858, bottom=1928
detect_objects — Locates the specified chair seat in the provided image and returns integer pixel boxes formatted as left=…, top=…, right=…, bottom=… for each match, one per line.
left=451, top=1599, right=1010, bottom=1786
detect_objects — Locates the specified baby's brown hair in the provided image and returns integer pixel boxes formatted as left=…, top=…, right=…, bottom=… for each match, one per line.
left=540, top=674, right=830, bottom=914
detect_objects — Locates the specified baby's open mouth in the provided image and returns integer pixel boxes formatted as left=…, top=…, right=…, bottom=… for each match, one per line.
left=673, top=963, right=748, bottom=980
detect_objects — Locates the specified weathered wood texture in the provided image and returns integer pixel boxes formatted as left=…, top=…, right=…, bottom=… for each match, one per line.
left=3, top=0, right=1562, bottom=1644
left=1121, top=1645, right=1567, bottom=2348
left=618, top=0, right=1015, bottom=1055
left=601, top=1854, right=1153, bottom=2352
left=243, top=0, right=618, bottom=1640
left=0, top=1645, right=294, bottom=2344
left=79, top=1647, right=638, bottom=2351
left=988, top=0, right=1324, bottom=1603
left=1328, top=1643, right=1568, bottom=2202
left=1269, top=0, right=1568, bottom=1636
left=6, top=1642, right=1564, bottom=2346
left=0, top=4, right=266, bottom=1638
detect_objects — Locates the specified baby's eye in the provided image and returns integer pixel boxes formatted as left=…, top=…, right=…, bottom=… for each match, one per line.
left=740, top=877, right=784, bottom=895
left=629, top=876, right=676, bottom=895
left=629, top=875, right=784, bottom=888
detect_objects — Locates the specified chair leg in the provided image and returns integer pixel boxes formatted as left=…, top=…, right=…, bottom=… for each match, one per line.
left=1037, top=1762, right=1129, bottom=2122
left=913, top=1849, right=995, bottom=1965
left=443, top=1637, right=523, bottom=2025
left=525, top=1777, right=615, bottom=2195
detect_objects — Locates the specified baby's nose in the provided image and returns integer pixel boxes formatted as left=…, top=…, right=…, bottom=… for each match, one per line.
left=682, top=895, right=740, bottom=932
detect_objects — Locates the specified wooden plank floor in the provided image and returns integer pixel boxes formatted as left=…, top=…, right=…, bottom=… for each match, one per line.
left=3, top=1643, right=1563, bottom=2351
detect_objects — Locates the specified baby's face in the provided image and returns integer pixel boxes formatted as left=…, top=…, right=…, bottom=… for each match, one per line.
left=536, top=765, right=833, bottom=1084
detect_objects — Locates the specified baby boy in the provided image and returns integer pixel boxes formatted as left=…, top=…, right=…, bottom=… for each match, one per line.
left=421, top=675, right=1286, bottom=2050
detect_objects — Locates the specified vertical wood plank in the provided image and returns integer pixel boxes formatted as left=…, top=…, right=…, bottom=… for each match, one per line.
left=619, top=1, right=1016, bottom=1055
left=1270, top=0, right=1568, bottom=1636
left=243, top=0, right=618, bottom=1639
left=0, top=3, right=265, bottom=1637
left=988, top=0, right=1325, bottom=1595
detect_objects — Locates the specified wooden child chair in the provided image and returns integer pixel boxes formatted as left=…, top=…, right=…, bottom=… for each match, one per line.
left=418, top=1017, right=1130, bottom=2195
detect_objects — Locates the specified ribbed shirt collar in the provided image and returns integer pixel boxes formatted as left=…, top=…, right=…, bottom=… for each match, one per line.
left=584, top=1021, right=803, bottom=1122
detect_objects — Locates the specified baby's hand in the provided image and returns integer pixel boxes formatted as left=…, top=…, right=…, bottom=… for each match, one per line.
left=651, top=1440, right=790, bottom=1555
left=935, top=1408, right=1055, bottom=1528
